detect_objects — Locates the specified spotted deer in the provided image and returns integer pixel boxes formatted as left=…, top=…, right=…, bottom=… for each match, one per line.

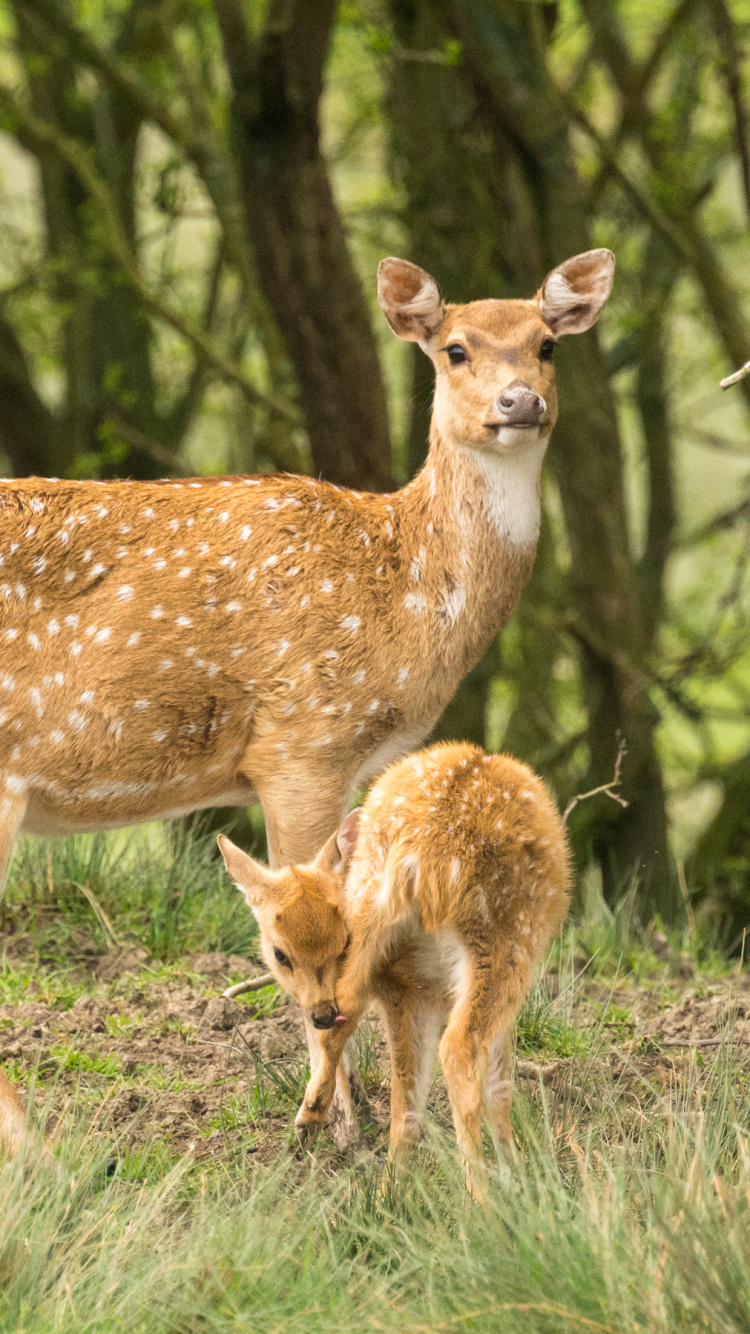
left=219, top=742, right=571, bottom=1198
left=0, top=248, right=613, bottom=1153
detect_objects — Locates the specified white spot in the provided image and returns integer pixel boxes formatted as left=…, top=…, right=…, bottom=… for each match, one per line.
left=404, top=592, right=427, bottom=615
left=70, top=642, right=82, bottom=657
left=94, top=628, right=111, bottom=644
left=225, top=601, right=241, bottom=613
left=47, top=619, right=60, bottom=635
left=353, top=669, right=365, bottom=685
left=28, top=634, right=41, bottom=651
left=321, top=579, right=333, bottom=593
left=176, top=615, right=192, bottom=628
left=340, top=615, right=360, bottom=634
left=50, top=730, right=65, bottom=745
left=126, top=632, right=141, bottom=648
left=89, top=563, right=107, bottom=579
left=31, top=557, right=47, bottom=574
left=117, top=585, right=134, bottom=602
left=397, top=667, right=410, bottom=685
left=80, top=690, right=95, bottom=704
left=150, top=606, right=164, bottom=619
left=133, top=700, right=149, bottom=710
left=240, top=526, right=252, bottom=541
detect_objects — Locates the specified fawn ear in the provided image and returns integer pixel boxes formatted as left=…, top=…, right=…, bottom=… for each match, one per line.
left=378, top=258, right=444, bottom=346
left=217, top=834, right=275, bottom=911
left=314, top=808, right=363, bottom=878
left=537, top=249, right=615, bottom=336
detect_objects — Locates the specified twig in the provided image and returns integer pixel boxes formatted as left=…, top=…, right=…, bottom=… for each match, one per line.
left=720, top=360, right=750, bottom=388
left=563, top=738, right=629, bottom=825
left=223, top=972, right=275, bottom=999
left=72, top=882, right=119, bottom=948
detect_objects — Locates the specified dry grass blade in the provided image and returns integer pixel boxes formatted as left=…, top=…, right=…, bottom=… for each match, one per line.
left=72, top=881, right=120, bottom=948
left=720, top=360, right=750, bottom=387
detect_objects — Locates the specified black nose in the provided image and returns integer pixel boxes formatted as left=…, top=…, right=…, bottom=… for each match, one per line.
left=495, top=379, right=545, bottom=426
left=311, top=1007, right=337, bottom=1030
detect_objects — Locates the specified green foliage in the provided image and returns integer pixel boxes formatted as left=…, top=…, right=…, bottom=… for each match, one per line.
left=4, top=820, right=260, bottom=962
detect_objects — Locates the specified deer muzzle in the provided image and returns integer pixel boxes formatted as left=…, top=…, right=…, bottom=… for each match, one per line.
left=492, top=379, right=546, bottom=428
left=311, top=1004, right=339, bottom=1030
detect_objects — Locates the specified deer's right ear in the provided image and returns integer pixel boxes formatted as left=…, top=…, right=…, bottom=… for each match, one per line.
left=217, top=834, right=274, bottom=912
left=377, top=258, right=444, bottom=346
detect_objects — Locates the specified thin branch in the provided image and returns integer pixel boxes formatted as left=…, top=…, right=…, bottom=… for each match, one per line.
left=720, top=360, right=750, bottom=388
left=563, top=738, right=629, bottom=825
left=712, top=0, right=750, bottom=228
left=107, top=417, right=194, bottom=476
left=0, top=84, right=297, bottom=424
left=223, top=973, right=275, bottom=999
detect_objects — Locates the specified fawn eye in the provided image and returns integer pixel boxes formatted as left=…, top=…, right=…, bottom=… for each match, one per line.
left=540, top=338, right=555, bottom=362
left=273, top=947, right=292, bottom=970
left=446, top=344, right=466, bottom=365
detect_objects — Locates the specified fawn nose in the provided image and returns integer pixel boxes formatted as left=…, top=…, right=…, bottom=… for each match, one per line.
left=311, top=1004, right=338, bottom=1030
left=495, top=379, right=546, bottom=427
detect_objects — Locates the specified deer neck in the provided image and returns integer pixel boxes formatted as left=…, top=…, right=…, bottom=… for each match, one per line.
left=392, top=425, right=545, bottom=674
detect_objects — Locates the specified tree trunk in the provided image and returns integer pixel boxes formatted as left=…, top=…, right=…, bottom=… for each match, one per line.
left=215, top=0, right=393, bottom=492
left=444, top=0, right=673, bottom=916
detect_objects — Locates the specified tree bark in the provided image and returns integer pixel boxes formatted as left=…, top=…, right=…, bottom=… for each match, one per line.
left=215, top=0, right=393, bottom=492
left=443, top=0, right=673, bottom=915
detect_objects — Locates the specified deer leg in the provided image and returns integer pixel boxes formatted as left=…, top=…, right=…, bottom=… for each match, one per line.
left=484, top=1025, right=514, bottom=1155
left=439, top=943, right=530, bottom=1200
left=254, top=771, right=367, bottom=1149
left=380, top=983, right=442, bottom=1169
left=0, top=791, right=28, bottom=1155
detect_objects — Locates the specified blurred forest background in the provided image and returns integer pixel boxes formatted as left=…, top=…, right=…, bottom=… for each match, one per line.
left=0, top=0, right=749, bottom=937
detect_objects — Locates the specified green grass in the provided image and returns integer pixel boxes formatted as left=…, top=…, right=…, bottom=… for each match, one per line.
left=3, top=826, right=750, bottom=1330
left=3, top=819, right=261, bottom=961
left=3, top=1058, right=750, bottom=1334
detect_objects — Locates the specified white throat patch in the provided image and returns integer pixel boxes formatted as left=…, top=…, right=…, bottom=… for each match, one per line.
left=461, top=434, right=547, bottom=549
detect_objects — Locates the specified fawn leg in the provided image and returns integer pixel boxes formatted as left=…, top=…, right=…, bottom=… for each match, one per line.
left=0, top=792, right=28, bottom=1155
left=484, top=1026, right=514, bottom=1154
left=380, top=983, right=442, bottom=1167
left=439, top=945, right=519, bottom=1201
left=295, top=1011, right=364, bottom=1146
left=256, top=771, right=366, bottom=1147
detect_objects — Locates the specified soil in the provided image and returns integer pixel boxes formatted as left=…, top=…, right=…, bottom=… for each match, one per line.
left=3, top=935, right=750, bottom=1167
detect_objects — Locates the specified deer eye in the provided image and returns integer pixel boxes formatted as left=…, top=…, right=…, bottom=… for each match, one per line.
left=273, top=947, right=292, bottom=970
left=540, top=338, right=555, bottom=362
left=446, top=344, right=466, bottom=365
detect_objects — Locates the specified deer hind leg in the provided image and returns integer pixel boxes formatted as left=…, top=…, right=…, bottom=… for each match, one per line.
left=484, top=1025, right=514, bottom=1155
left=255, top=770, right=368, bottom=1150
left=0, top=790, right=29, bottom=1155
left=438, top=945, right=522, bottom=1201
left=380, top=983, right=442, bottom=1168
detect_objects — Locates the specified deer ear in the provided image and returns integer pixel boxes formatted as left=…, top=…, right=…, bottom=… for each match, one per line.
left=314, top=809, right=363, bottom=877
left=378, top=258, right=444, bottom=346
left=537, top=249, right=615, bottom=336
left=217, top=834, right=275, bottom=911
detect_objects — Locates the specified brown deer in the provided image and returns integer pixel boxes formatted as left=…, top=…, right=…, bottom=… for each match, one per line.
left=218, top=742, right=571, bottom=1199
left=0, top=248, right=613, bottom=1153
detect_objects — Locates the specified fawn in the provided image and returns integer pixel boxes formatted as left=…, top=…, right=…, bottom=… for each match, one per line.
left=219, top=741, right=571, bottom=1196
left=0, top=248, right=610, bottom=1153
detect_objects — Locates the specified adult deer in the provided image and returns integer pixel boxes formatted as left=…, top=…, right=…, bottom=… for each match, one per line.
left=0, top=248, right=614, bottom=1153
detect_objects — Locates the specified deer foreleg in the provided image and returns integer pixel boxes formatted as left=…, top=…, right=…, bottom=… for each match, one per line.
left=253, top=767, right=366, bottom=1148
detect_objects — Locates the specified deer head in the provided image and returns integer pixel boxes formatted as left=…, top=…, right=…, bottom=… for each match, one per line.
left=377, top=249, right=615, bottom=454
left=217, top=811, right=361, bottom=1029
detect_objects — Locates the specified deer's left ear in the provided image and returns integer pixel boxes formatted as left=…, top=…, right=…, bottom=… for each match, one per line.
left=314, top=809, right=363, bottom=877
left=537, top=249, right=615, bottom=336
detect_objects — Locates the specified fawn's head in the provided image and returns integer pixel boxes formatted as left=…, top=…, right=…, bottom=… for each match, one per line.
left=218, top=813, right=361, bottom=1029
left=378, top=250, right=614, bottom=456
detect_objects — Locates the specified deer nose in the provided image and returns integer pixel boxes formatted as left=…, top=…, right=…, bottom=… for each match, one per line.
left=495, top=379, right=546, bottom=427
left=311, top=1005, right=338, bottom=1030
